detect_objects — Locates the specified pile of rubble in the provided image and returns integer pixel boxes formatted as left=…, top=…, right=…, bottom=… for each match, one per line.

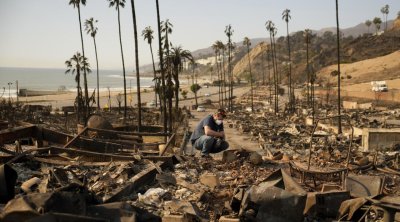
left=1, top=93, right=400, bottom=221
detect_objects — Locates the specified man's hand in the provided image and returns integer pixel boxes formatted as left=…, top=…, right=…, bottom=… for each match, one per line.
left=220, top=131, right=225, bottom=139
left=204, top=126, right=224, bottom=138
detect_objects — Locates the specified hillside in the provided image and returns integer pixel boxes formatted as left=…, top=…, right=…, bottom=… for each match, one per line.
left=231, top=18, right=400, bottom=85
left=317, top=50, right=400, bottom=85
left=190, top=19, right=396, bottom=60
left=191, top=38, right=267, bottom=59
left=316, top=20, right=394, bottom=37
left=232, top=42, right=268, bottom=80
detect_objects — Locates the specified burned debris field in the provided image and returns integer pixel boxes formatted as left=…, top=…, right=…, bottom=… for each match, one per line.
left=1, top=85, right=400, bottom=222
left=1, top=1, right=400, bottom=221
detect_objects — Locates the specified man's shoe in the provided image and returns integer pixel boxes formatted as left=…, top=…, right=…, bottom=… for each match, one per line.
left=201, top=154, right=212, bottom=159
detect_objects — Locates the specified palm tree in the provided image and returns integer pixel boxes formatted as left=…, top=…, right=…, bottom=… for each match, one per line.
left=69, top=0, right=89, bottom=121
left=190, top=83, right=201, bottom=107
left=161, top=19, right=173, bottom=132
left=266, top=20, right=278, bottom=114
left=212, top=42, right=221, bottom=106
left=65, top=52, right=91, bottom=124
left=130, top=0, right=141, bottom=131
left=155, top=0, right=167, bottom=133
left=365, top=20, right=372, bottom=34
left=217, top=41, right=227, bottom=107
left=108, top=0, right=127, bottom=118
left=243, top=37, right=253, bottom=112
left=335, top=0, right=342, bottom=134
left=304, top=29, right=312, bottom=106
left=84, top=17, right=100, bottom=110
left=282, top=8, right=293, bottom=113
left=142, top=26, right=158, bottom=107
left=381, top=4, right=390, bottom=31
left=373, top=17, right=383, bottom=34
left=225, top=25, right=234, bottom=111
left=261, top=45, right=266, bottom=86
left=169, top=46, right=193, bottom=110
left=266, top=49, right=273, bottom=105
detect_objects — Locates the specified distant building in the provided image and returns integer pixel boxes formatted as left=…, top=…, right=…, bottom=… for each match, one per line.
left=182, top=56, right=215, bottom=70
left=196, top=57, right=215, bottom=66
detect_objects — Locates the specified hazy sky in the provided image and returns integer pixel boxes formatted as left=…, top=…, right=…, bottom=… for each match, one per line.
left=0, top=0, right=399, bottom=70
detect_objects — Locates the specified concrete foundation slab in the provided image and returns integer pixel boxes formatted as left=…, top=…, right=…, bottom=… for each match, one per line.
left=362, top=128, right=400, bottom=151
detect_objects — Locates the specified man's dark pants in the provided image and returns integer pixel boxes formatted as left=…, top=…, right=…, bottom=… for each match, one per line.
left=193, top=135, right=229, bottom=156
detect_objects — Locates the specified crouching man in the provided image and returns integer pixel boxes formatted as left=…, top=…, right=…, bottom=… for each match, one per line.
left=190, top=109, right=229, bottom=157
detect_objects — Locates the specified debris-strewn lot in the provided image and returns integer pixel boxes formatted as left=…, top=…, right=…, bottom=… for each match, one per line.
left=1, top=91, right=400, bottom=221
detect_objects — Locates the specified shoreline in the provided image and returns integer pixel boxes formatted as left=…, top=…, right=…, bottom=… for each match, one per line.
left=12, top=77, right=212, bottom=110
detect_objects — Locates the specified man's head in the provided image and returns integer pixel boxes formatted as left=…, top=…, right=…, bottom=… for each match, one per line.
left=213, top=109, right=226, bottom=125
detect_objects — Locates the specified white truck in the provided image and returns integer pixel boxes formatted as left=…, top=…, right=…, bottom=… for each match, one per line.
left=371, top=81, right=388, bottom=92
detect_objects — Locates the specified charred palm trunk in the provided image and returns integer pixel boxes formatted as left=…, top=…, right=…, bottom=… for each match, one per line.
left=174, top=66, right=180, bottom=110
left=156, top=0, right=167, bottom=133
left=247, top=45, right=253, bottom=112
left=222, top=49, right=227, bottom=108
left=228, top=43, right=233, bottom=111
left=77, top=5, right=89, bottom=122
left=272, top=33, right=279, bottom=114
left=93, top=37, right=100, bottom=110
left=269, top=34, right=277, bottom=114
left=286, top=21, right=293, bottom=113
left=311, top=73, right=315, bottom=124
left=117, top=5, right=127, bottom=119
left=149, top=43, right=157, bottom=107
left=215, top=52, right=221, bottom=107
left=131, top=0, right=141, bottom=131
left=76, top=71, right=81, bottom=124
left=194, top=90, right=198, bottom=107
left=165, top=35, right=172, bottom=133
left=267, top=50, right=272, bottom=105
left=336, top=0, right=342, bottom=133
left=306, top=40, right=310, bottom=107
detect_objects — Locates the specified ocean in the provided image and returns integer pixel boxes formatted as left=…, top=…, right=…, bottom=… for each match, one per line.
left=0, top=67, right=154, bottom=98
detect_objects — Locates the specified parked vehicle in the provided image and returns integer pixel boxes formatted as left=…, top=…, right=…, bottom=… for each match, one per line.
left=147, top=100, right=156, bottom=107
left=196, top=106, right=206, bottom=112
left=371, top=81, right=388, bottom=92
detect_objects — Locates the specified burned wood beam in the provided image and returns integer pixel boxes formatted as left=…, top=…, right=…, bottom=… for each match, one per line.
left=46, top=146, right=139, bottom=162
left=160, top=133, right=176, bottom=156
left=117, top=134, right=143, bottom=143
left=63, top=127, right=88, bottom=148
left=31, top=156, right=129, bottom=167
left=111, top=139, right=162, bottom=147
left=41, top=128, right=121, bottom=153
left=0, top=125, right=36, bottom=145
left=88, top=127, right=170, bottom=137
left=41, top=128, right=161, bottom=152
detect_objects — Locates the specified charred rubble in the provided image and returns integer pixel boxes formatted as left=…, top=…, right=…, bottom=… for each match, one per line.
left=0, top=91, right=400, bottom=222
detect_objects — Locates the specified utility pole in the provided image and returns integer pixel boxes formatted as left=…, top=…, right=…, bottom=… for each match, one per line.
left=15, top=80, right=19, bottom=103
left=7, top=82, right=12, bottom=102
left=129, top=79, right=132, bottom=107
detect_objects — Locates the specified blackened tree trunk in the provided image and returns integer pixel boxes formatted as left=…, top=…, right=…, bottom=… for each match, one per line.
left=131, top=0, right=141, bottom=131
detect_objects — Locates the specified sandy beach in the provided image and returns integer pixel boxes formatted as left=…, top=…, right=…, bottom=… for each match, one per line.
left=16, top=77, right=250, bottom=110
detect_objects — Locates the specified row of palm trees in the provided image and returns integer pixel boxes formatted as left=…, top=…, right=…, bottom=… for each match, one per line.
left=365, top=17, right=383, bottom=35
left=212, top=41, right=227, bottom=109
left=365, top=5, right=394, bottom=35
left=211, top=25, right=236, bottom=111
left=239, top=2, right=342, bottom=132
left=211, top=18, right=286, bottom=114
left=65, top=0, right=192, bottom=134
